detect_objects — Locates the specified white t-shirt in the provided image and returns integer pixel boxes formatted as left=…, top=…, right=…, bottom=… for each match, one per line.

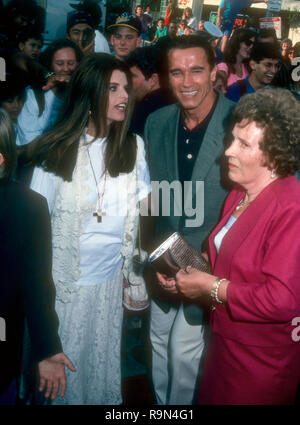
left=16, top=87, right=62, bottom=146
left=30, top=134, right=151, bottom=285
left=94, top=30, right=111, bottom=54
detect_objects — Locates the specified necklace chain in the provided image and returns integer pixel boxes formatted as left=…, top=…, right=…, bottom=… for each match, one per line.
left=235, top=195, right=251, bottom=211
left=86, top=144, right=107, bottom=223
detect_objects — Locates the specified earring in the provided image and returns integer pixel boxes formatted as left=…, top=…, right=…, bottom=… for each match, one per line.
left=88, top=110, right=92, bottom=116
left=271, top=169, right=276, bottom=179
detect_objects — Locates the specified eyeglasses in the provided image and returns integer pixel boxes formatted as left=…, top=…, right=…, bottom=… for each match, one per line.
left=243, top=39, right=254, bottom=47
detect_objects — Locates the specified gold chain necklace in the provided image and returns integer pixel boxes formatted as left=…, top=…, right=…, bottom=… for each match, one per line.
left=235, top=195, right=251, bottom=211
left=87, top=145, right=107, bottom=223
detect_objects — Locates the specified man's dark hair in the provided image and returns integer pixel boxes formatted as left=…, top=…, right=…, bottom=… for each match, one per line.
left=167, top=35, right=216, bottom=70
left=250, top=42, right=281, bottom=63
left=127, top=46, right=160, bottom=80
left=256, top=28, right=277, bottom=41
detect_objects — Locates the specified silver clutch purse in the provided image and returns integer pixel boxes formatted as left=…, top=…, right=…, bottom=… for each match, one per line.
left=148, top=232, right=211, bottom=278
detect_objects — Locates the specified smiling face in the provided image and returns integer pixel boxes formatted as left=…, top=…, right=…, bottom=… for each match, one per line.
left=168, top=47, right=216, bottom=113
left=225, top=120, right=271, bottom=189
left=238, top=38, right=255, bottom=60
left=250, top=57, right=280, bottom=85
left=51, top=47, right=78, bottom=76
left=106, top=70, right=129, bottom=125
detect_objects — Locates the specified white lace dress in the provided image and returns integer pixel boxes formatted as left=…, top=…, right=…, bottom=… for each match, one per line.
left=30, top=134, right=151, bottom=405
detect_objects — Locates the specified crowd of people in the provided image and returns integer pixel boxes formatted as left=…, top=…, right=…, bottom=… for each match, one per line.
left=0, top=0, right=300, bottom=407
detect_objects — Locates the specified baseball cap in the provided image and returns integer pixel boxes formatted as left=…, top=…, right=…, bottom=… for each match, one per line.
left=66, top=10, right=96, bottom=33
left=107, top=13, right=142, bottom=35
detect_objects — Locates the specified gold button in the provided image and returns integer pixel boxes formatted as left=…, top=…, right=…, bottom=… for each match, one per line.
left=187, top=154, right=193, bottom=159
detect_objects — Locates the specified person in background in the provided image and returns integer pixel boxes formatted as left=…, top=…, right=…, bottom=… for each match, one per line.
left=16, top=39, right=82, bottom=146
left=135, top=5, right=152, bottom=40
left=256, top=28, right=277, bottom=44
left=0, top=0, right=44, bottom=50
left=217, top=0, right=268, bottom=52
left=173, top=88, right=300, bottom=405
left=127, top=46, right=174, bottom=136
left=67, top=0, right=110, bottom=55
left=217, top=28, right=256, bottom=86
left=226, top=42, right=281, bottom=102
left=0, top=73, right=26, bottom=127
left=168, top=21, right=178, bottom=38
left=182, top=7, right=197, bottom=32
left=198, top=20, right=205, bottom=32
left=17, top=26, right=43, bottom=60
left=28, top=53, right=151, bottom=405
left=177, top=20, right=187, bottom=36
left=152, top=18, right=168, bottom=43
left=108, top=13, right=142, bottom=61
left=165, top=0, right=175, bottom=27
left=281, top=38, right=293, bottom=60
left=0, top=108, right=75, bottom=405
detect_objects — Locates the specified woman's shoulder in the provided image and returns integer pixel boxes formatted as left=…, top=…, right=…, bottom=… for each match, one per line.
left=272, top=176, right=300, bottom=207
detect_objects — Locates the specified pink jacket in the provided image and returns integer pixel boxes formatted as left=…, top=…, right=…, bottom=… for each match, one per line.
left=208, top=176, right=300, bottom=348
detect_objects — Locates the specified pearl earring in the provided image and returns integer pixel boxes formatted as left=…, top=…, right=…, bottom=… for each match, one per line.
left=271, top=169, right=276, bottom=179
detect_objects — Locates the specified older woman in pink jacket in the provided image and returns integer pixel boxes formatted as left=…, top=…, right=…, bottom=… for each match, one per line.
left=158, top=88, right=300, bottom=404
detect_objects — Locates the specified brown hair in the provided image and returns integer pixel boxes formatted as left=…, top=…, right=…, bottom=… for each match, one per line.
left=30, top=53, right=136, bottom=181
left=231, top=88, right=300, bottom=177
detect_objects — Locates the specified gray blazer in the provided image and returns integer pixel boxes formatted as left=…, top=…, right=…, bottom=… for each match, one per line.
left=144, top=94, right=235, bottom=325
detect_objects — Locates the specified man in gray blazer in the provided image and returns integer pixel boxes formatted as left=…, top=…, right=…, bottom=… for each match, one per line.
left=144, top=35, right=235, bottom=405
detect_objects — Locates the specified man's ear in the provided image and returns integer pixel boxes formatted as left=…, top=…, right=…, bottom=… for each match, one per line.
left=211, top=65, right=217, bottom=83
left=149, top=73, right=159, bottom=90
left=249, top=59, right=256, bottom=72
left=0, top=153, right=5, bottom=166
left=137, top=37, right=142, bottom=47
left=18, top=42, right=25, bottom=51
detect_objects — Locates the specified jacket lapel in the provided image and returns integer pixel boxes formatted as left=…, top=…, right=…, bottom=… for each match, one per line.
left=210, top=179, right=282, bottom=276
left=164, top=105, right=181, bottom=182
left=185, top=95, right=228, bottom=203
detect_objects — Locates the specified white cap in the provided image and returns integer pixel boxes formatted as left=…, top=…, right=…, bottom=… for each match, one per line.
left=204, top=21, right=223, bottom=38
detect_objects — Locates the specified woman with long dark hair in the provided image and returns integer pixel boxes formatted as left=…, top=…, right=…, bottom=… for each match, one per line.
left=29, top=53, right=151, bottom=404
left=218, top=28, right=256, bottom=86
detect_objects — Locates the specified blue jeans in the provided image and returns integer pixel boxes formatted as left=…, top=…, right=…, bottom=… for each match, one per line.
left=221, top=19, right=234, bottom=37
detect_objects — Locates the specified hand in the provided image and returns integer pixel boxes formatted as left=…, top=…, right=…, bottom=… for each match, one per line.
left=217, top=17, right=221, bottom=27
left=80, top=36, right=95, bottom=56
left=175, top=267, right=215, bottom=301
left=156, top=272, right=179, bottom=294
left=42, top=74, right=71, bottom=91
left=38, top=352, right=76, bottom=400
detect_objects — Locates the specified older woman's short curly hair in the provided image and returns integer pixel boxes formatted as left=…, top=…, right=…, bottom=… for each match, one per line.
left=231, top=88, right=300, bottom=177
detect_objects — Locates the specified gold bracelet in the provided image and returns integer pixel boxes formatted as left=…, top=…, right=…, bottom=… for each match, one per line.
left=210, top=278, right=227, bottom=304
